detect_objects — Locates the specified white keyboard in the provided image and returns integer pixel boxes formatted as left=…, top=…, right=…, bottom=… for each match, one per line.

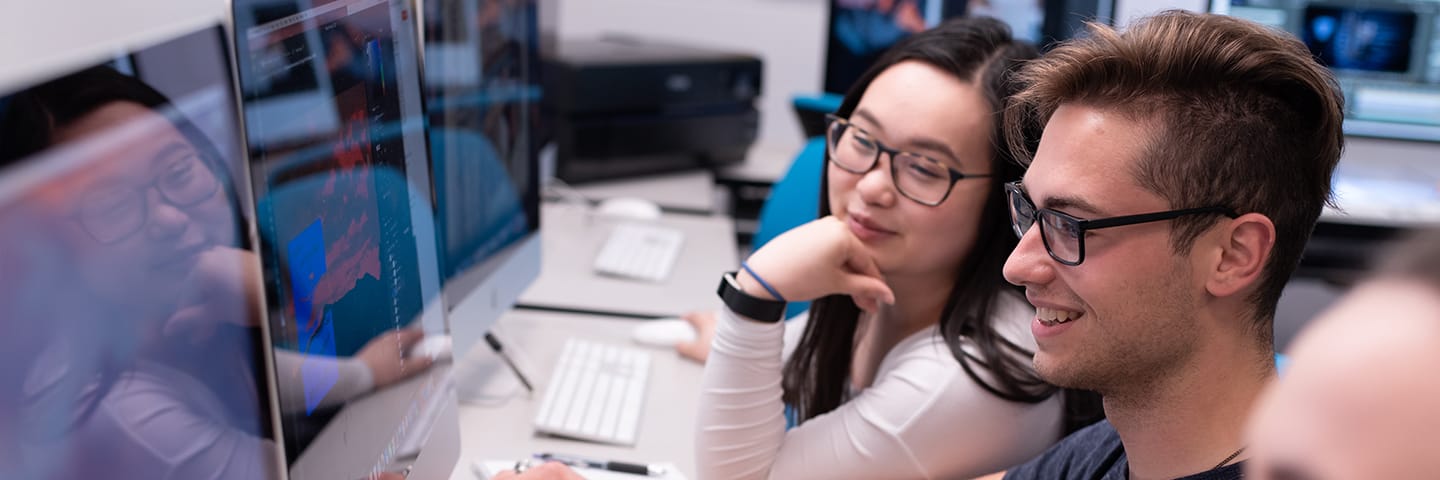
left=533, top=338, right=652, bottom=445
left=593, top=223, right=684, bottom=282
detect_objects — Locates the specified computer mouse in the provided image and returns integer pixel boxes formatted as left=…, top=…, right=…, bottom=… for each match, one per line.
left=630, top=318, right=697, bottom=348
left=408, top=335, right=453, bottom=362
left=595, top=197, right=662, bottom=221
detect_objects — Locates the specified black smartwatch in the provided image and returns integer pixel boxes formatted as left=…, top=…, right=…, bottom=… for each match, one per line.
left=716, top=271, right=787, bottom=322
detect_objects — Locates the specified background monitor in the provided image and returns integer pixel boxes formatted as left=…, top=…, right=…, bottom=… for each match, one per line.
left=1213, top=0, right=1440, bottom=142
left=421, top=0, right=543, bottom=359
left=822, top=0, right=1114, bottom=95
left=1303, top=5, right=1418, bottom=74
left=231, top=0, right=458, bottom=478
left=0, top=14, right=283, bottom=480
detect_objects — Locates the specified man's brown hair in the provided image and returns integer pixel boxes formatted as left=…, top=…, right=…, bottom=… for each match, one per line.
left=1005, top=10, right=1346, bottom=330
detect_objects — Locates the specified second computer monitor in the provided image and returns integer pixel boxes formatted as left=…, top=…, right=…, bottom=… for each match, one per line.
left=422, top=0, right=543, bottom=355
left=232, top=0, right=458, bottom=478
left=1214, top=0, right=1440, bottom=142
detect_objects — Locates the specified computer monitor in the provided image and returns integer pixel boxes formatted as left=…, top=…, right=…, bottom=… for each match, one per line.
left=421, top=0, right=543, bottom=357
left=0, top=12, right=283, bottom=480
left=822, top=0, right=1115, bottom=94
left=1213, top=0, right=1440, bottom=142
left=825, top=0, right=963, bottom=95
left=231, top=0, right=458, bottom=478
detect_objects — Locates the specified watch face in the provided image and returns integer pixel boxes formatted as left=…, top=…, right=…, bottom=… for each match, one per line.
left=718, top=271, right=786, bottom=322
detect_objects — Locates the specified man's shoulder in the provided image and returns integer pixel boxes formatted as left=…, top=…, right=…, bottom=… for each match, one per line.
left=1003, top=419, right=1125, bottom=480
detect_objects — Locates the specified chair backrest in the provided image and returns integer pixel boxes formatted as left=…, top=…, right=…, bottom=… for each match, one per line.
left=753, top=136, right=826, bottom=319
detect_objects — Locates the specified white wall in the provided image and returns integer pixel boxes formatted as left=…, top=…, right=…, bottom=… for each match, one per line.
left=1112, top=0, right=1204, bottom=26
left=555, top=0, right=829, bottom=152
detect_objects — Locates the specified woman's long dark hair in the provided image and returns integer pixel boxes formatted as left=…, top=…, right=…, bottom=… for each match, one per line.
left=781, top=17, right=1102, bottom=435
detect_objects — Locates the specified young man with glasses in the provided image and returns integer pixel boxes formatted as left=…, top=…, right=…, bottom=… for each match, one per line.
left=995, top=10, right=1345, bottom=480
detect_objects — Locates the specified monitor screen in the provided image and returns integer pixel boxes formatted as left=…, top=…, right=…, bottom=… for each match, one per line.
left=0, top=25, right=281, bottom=480
left=825, top=0, right=964, bottom=95
left=822, top=0, right=1114, bottom=95
left=1214, top=0, right=1440, bottom=142
left=232, top=0, right=457, bottom=478
left=422, top=0, right=543, bottom=360
left=1303, top=5, right=1417, bottom=74
left=424, top=0, right=541, bottom=284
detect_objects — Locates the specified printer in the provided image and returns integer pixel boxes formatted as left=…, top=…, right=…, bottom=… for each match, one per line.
left=542, top=35, right=763, bottom=183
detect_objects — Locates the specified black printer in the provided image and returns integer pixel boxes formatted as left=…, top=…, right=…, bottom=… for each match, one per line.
left=542, top=35, right=763, bottom=183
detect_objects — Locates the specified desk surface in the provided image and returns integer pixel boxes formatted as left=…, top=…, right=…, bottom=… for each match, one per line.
left=448, top=308, right=704, bottom=479
left=1323, top=136, right=1440, bottom=227
left=717, top=143, right=797, bottom=186
left=565, top=171, right=718, bottom=214
left=518, top=202, right=737, bottom=318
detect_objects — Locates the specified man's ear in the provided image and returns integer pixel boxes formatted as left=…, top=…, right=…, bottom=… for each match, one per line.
left=1207, top=213, right=1275, bottom=298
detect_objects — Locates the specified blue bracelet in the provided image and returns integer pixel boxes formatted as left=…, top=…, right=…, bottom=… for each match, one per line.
left=740, top=262, right=787, bottom=303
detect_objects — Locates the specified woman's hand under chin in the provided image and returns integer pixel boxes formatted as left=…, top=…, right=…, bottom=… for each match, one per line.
left=739, top=216, right=895, bottom=312
left=163, top=246, right=264, bottom=342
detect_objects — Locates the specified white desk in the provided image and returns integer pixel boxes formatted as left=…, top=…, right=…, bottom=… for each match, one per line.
left=517, top=201, right=738, bottom=318
left=447, top=309, right=704, bottom=479
left=716, top=142, right=798, bottom=186
left=1322, top=136, right=1440, bottom=227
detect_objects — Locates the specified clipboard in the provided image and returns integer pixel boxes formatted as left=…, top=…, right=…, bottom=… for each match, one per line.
left=471, top=459, right=688, bottom=480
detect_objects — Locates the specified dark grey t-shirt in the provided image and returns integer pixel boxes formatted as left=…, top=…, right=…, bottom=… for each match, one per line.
left=1004, top=420, right=1245, bottom=480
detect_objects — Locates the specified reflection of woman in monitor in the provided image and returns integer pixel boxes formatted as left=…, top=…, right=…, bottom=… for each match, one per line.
left=0, top=65, right=280, bottom=479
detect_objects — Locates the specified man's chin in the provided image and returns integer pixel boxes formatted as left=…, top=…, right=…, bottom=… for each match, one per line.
left=1033, top=354, right=1089, bottom=390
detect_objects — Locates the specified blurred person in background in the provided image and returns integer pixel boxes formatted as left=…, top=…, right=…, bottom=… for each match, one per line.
left=1245, top=229, right=1440, bottom=480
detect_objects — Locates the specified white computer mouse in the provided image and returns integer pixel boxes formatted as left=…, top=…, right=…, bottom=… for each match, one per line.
left=595, top=197, right=662, bottom=221
left=631, top=318, right=697, bottom=348
left=407, top=335, right=453, bottom=362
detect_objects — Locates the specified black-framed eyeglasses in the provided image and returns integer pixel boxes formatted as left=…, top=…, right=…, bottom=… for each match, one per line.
left=1004, top=181, right=1238, bottom=266
left=72, top=151, right=223, bottom=244
left=825, top=114, right=991, bottom=207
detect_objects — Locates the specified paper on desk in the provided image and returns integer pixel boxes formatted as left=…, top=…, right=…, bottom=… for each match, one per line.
left=473, top=460, right=687, bottom=480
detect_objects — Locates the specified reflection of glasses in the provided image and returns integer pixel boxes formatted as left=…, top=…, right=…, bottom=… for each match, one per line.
left=825, top=114, right=991, bottom=207
left=1005, top=181, right=1238, bottom=266
left=74, top=152, right=222, bottom=244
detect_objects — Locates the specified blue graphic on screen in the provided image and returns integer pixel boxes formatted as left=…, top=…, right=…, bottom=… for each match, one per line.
left=286, top=219, right=338, bottom=414
left=367, top=39, right=385, bottom=94
left=1303, top=6, right=1417, bottom=73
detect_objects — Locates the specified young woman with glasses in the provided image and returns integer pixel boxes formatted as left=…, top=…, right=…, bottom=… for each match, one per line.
left=693, top=17, right=1102, bottom=480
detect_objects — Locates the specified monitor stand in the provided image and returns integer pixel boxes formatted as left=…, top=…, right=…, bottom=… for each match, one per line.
left=452, top=333, right=533, bottom=405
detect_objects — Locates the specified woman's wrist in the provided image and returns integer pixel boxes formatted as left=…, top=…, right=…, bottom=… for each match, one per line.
left=734, top=268, right=775, bottom=300
left=738, top=262, right=786, bottom=302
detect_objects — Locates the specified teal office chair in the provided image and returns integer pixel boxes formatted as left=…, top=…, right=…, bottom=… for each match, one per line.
left=753, top=137, right=825, bottom=320
left=753, top=95, right=843, bottom=320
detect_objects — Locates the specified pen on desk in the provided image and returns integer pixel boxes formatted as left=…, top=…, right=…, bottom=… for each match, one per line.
left=484, top=332, right=535, bottom=394
left=534, top=452, right=667, bottom=477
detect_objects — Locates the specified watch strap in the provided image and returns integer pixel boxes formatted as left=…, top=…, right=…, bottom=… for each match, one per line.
left=716, top=271, right=786, bottom=322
